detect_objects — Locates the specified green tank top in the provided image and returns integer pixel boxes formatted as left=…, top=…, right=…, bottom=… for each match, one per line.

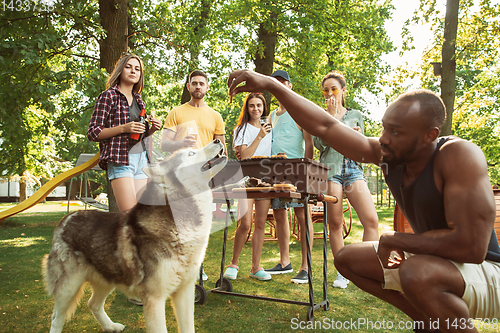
left=270, top=109, right=304, bottom=158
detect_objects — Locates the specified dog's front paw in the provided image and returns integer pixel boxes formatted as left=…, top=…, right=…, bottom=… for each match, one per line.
left=103, top=322, right=125, bottom=332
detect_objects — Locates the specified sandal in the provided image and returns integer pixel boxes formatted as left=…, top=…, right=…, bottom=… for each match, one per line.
left=249, top=268, right=271, bottom=281
left=223, top=266, right=239, bottom=280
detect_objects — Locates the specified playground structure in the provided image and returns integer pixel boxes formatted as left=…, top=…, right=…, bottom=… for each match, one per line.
left=0, top=153, right=100, bottom=225
left=66, top=154, right=108, bottom=212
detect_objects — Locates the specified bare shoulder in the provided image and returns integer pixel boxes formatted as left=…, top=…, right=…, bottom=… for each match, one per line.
left=437, top=137, right=487, bottom=170
left=437, top=137, right=495, bottom=262
left=436, top=136, right=489, bottom=188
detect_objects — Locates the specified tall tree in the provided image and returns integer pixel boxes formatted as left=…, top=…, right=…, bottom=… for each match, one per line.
left=253, top=5, right=279, bottom=107
left=0, top=0, right=397, bottom=201
left=389, top=0, right=500, bottom=183
left=218, top=0, right=393, bottom=111
left=440, top=0, right=459, bottom=135
left=0, top=3, right=101, bottom=200
left=1, top=1, right=130, bottom=204
left=179, top=0, right=212, bottom=104
left=99, top=0, right=129, bottom=72
left=97, top=0, right=130, bottom=212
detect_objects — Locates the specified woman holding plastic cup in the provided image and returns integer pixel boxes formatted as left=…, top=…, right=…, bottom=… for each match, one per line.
left=224, top=92, right=273, bottom=281
left=314, top=71, right=379, bottom=289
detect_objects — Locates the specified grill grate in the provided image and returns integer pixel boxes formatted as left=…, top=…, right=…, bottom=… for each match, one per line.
left=212, top=158, right=330, bottom=195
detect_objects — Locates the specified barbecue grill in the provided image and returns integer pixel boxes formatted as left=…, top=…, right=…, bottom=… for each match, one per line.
left=212, top=158, right=330, bottom=194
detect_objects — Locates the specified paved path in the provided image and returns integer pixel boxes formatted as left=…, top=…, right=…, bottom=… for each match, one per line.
left=0, top=201, right=86, bottom=214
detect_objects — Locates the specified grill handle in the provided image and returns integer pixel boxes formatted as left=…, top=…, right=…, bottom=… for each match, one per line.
left=316, top=193, right=339, bottom=204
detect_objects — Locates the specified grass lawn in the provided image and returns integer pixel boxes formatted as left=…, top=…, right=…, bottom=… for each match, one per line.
left=0, top=202, right=494, bottom=332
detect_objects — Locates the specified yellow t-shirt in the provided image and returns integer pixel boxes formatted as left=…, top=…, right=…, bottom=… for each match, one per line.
left=163, top=103, right=226, bottom=149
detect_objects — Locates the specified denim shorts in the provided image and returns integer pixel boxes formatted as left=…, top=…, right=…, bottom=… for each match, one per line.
left=329, top=158, right=365, bottom=188
left=271, top=198, right=304, bottom=209
left=107, top=151, right=148, bottom=180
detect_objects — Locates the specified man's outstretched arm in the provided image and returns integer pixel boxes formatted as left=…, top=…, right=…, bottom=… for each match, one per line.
left=227, top=69, right=382, bottom=165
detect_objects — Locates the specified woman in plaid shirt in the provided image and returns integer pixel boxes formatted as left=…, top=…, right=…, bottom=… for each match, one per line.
left=87, top=53, right=162, bottom=213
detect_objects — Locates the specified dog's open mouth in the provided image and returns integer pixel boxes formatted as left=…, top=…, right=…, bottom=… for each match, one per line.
left=201, top=149, right=225, bottom=171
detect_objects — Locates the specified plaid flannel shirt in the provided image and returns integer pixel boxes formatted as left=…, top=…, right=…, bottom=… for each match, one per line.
left=87, top=85, right=146, bottom=170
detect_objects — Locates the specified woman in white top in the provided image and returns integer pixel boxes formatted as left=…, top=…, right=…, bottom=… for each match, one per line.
left=224, top=93, right=273, bottom=281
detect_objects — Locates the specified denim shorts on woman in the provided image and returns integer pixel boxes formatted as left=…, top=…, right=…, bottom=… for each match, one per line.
left=328, top=158, right=365, bottom=188
left=107, top=151, right=148, bottom=180
left=271, top=198, right=304, bottom=209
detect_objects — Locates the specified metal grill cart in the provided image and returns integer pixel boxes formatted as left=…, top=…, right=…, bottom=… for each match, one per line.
left=196, top=158, right=338, bottom=321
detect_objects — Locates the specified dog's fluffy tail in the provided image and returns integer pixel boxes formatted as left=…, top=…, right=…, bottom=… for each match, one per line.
left=42, top=254, right=54, bottom=294
left=42, top=253, right=86, bottom=321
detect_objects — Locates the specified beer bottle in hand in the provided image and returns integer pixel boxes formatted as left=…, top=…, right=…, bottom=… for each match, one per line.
left=129, top=109, right=147, bottom=148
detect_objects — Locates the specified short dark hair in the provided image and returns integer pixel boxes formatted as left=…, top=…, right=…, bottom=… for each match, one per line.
left=189, top=70, right=208, bottom=83
left=395, top=89, right=446, bottom=129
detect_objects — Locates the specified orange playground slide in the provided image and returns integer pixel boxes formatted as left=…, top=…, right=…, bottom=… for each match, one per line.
left=0, top=153, right=100, bottom=223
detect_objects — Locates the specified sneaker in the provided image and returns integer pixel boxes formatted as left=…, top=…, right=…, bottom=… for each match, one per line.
left=249, top=268, right=272, bottom=281
left=264, top=263, right=293, bottom=275
left=291, top=270, right=309, bottom=284
left=223, top=266, right=239, bottom=280
left=332, top=273, right=350, bottom=289
left=202, top=268, right=208, bottom=281
left=128, top=298, right=143, bottom=306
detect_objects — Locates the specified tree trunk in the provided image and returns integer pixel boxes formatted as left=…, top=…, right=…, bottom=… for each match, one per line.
left=254, top=12, right=278, bottom=111
left=127, top=8, right=135, bottom=51
left=181, top=75, right=193, bottom=105
left=99, top=0, right=129, bottom=212
left=180, top=1, right=211, bottom=104
left=440, top=0, right=459, bottom=136
left=19, top=172, right=27, bottom=202
left=106, top=169, right=119, bottom=213
left=99, top=0, right=129, bottom=73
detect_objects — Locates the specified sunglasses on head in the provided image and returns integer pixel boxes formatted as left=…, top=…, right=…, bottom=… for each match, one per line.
left=321, top=86, right=340, bottom=96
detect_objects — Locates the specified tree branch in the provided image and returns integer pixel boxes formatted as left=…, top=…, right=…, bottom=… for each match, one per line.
left=72, top=54, right=100, bottom=61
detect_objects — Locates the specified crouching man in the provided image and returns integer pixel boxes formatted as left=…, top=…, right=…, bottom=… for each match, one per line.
left=227, top=69, right=500, bottom=333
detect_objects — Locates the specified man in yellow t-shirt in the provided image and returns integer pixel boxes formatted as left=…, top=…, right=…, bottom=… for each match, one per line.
left=161, top=70, right=226, bottom=153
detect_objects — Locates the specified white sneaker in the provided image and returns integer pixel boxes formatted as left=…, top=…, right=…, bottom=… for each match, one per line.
left=332, top=273, right=350, bottom=289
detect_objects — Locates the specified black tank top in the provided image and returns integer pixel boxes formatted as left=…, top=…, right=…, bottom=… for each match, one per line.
left=384, top=137, right=500, bottom=262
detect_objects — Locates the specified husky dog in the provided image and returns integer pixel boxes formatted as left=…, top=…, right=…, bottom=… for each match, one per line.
left=43, top=140, right=227, bottom=333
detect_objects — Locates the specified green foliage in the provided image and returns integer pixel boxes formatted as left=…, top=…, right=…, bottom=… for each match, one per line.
left=451, top=69, right=500, bottom=184
left=2, top=0, right=394, bottom=192
left=206, top=0, right=395, bottom=143
left=386, top=0, right=500, bottom=185
left=7, top=0, right=499, bottom=191
left=0, top=2, right=103, bottom=184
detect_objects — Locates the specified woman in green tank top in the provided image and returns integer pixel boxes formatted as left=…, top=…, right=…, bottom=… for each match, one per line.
left=314, top=71, right=379, bottom=289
